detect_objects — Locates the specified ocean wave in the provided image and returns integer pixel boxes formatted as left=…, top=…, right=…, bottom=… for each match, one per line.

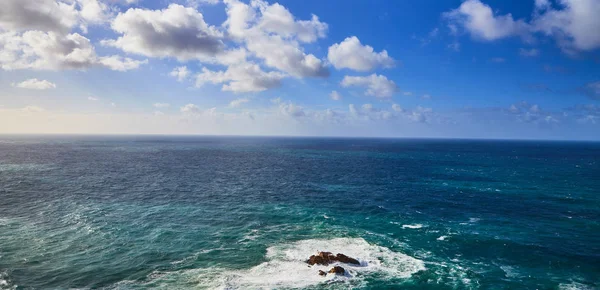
left=558, top=282, right=597, bottom=290
left=402, top=224, right=424, bottom=229
left=0, top=271, right=16, bottom=290
left=119, top=237, right=425, bottom=289
left=0, top=163, right=53, bottom=172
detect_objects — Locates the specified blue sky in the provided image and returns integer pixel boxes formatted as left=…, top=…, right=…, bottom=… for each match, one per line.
left=0, top=0, right=599, bottom=140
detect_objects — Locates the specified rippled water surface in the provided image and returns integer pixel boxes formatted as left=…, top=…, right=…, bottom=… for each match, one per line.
left=0, top=136, right=599, bottom=289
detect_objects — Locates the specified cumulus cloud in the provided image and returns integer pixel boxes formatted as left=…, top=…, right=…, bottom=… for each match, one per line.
left=532, top=0, right=600, bottom=53
left=170, top=66, right=190, bottom=82
left=98, top=55, right=147, bottom=71
left=278, top=101, right=305, bottom=117
left=327, top=36, right=395, bottom=71
left=223, top=0, right=329, bottom=77
left=180, top=103, right=202, bottom=113
left=443, top=0, right=531, bottom=41
left=329, top=90, right=342, bottom=101
left=444, top=0, right=600, bottom=54
left=11, top=78, right=56, bottom=90
left=0, top=31, right=146, bottom=71
left=103, top=4, right=225, bottom=61
left=507, top=101, right=559, bottom=124
left=0, top=0, right=79, bottom=33
left=195, top=62, right=284, bottom=93
left=341, top=74, right=398, bottom=98
left=229, top=97, right=250, bottom=108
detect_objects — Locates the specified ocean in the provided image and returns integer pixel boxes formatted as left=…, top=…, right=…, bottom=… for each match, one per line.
left=0, top=136, right=598, bottom=289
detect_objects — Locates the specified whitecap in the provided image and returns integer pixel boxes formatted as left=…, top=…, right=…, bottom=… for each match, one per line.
left=437, top=236, right=448, bottom=241
left=402, top=224, right=424, bottom=229
left=559, top=282, right=596, bottom=290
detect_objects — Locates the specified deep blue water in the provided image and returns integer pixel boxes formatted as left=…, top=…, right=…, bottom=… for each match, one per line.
left=0, top=136, right=599, bottom=289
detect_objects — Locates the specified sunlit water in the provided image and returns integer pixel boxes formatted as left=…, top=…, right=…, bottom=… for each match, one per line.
left=0, top=136, right=598, bottom=289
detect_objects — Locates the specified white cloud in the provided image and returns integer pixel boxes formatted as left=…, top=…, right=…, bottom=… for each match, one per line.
left=98, top=55, right=147, bottom=71
left=532, top=0, right=600, bottom=52
left=444, top=0, right=600, bottom=54
left=253, top=1, right=327, bottom=43
left=223, top=0, right=329, bottom=78
left=403, top=92, right=413, bottom=96
left=519, top=48, right=539, bottom=57
left=88, top=96, right=98, bottom=101
left=180, top=103, right=219, bottom=117
left=229, top=97, right=250, bottom=108
left=180, top=103, right=202, bottom=113
left=0, top=31, right=146, bottom=71
left=329, top=90, right=342, bottom=101
left=327, top=36, right=395, bottom=71
left=11, top=78, right=56, bottom=90
left=153, top=103, right=170, bottom=108
left=0, top=31, right=96, bottom=70
left=490, top=57, right=506, bottom=63
left=0, top=0, right=79, bottom=33
left=421, top=94, right=431, bottom=100
left=170, top=66, right=189, bottom=82
left=103, top=4, right=225, bottom=61
left=78, top=0, right=112, bottom=27
left=195, top=61, right=284, bottom=93
left=278, top=101, right=305, bottom=117
left=392, top=103, right=404, bottom=112
left=443, top=0, right=531, bottom=41
left=341, top=74, right=398, bottom=98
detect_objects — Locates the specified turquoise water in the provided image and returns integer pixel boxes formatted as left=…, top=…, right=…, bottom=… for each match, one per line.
left=0, top=136, right=599, bottom=289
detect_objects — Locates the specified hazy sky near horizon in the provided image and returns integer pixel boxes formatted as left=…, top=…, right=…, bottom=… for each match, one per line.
left=1, top=0, right=599, bottom=139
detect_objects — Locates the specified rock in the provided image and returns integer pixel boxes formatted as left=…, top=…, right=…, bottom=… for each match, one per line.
left=307, top=251, right=360, bottom=266
left=307, top=251, right=335, bottom=265
left=329, top=266, right=345, bottom=275
left=335, top=253, right=360, bottom=265
left=318, top=270, right=327, bottom=276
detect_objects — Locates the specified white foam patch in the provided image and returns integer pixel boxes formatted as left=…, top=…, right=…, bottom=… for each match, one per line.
left=0, top=271, right=15, bottom=290
left=559, top=282, right=596, bottom=290
left=127, top=238, right=425, bottom=289
left=437, top=235, right=448, bottom=241
left=402, top=224, right=424, bottom=229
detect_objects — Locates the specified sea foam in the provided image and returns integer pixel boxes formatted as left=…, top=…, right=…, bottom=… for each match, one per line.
left=130, top=237, right=425, bottom=289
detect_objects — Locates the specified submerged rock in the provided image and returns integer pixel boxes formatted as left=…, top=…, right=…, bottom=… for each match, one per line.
left=307, top=251, right=360, bottom=266
left=318, top=270, right=327, bottom=276
left=329, top=266, right=345, bottom=275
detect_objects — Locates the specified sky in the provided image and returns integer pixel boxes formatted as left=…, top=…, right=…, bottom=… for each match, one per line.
left=0, top=0, right=599, bottom=140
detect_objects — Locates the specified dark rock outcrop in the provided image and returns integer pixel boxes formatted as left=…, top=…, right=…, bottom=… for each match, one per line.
left=318, top=270, right=327, bottom=276
left=329, top=266, right=345, bottom=275
left=307, top=251, right=360, bottom=266
left=334, top=253, right=360, bottom=265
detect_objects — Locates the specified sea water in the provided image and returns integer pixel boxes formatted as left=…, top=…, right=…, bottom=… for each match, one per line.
left=0, top=136, right=598, bottom=289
